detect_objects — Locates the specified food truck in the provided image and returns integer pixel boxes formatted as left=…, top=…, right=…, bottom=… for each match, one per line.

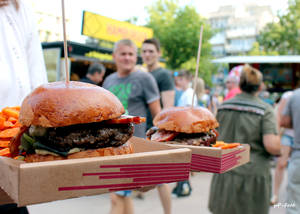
left=42, top=41, right=128, bottom=83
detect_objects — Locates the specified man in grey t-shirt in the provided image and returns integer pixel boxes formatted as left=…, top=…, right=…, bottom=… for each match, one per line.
left=103, top=69, right=160, bottom=138
left=281, top=88, right=300, bottom=214
left=103, top=39, right=161, bottom=214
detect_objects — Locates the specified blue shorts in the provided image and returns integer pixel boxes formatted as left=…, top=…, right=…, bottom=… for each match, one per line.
left=115, top=190, right=132, bottom=197
left=281, top=135, right=294, bottom=147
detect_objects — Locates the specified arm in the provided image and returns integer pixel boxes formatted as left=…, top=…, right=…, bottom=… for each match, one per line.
left=143, top=72, right=161, bottom=117
left=280, top=115, right=292, bottom=128
left=275, top=97, right=287, bottom=131
left=158, top=70, right=175, bottom=108
left=148, top=99, right=161, bottom=118
left=280, top=95, right=293, bottom=128
left=161, top=90, right=175, bottom=109
left=262, top=104, right=280, bottom=155
left=263, top=134, right=281, bottom=156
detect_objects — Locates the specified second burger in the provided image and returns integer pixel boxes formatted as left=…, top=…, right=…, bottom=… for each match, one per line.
left=146, top=106, right=219, bottom=146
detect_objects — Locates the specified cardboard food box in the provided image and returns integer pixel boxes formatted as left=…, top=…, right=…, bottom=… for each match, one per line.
left=165, top=143, right=250, bottom=173
left=0, top=137, right=191, bottom=206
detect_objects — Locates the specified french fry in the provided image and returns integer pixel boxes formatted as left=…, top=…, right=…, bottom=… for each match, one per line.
left=3, top=121, right=15, bottom=128
left=8, top=117, right=18, bottom=123
left=212, top=141, right=241, bottom=149
left=13, top=122, right=22, bottom=128
left=212, top=141, right=226, bottom=147
left=11, top=106, right=20, bottom=111
left=2, top=108, right=19, bottom=119
left=0, top=106, right=22, bottom=157
left=0, top=140, right=10, bottom=148
left=216, top=141, right=225, bottom=144
left=221, top=143, right=241, bottom=149
left=0, top=127, right=20, bottom=138
left=0, top=148, right=10, bottom=157
left=0, top=106, right=21, bottom=157
left=0, top=116, right=5, bottom=130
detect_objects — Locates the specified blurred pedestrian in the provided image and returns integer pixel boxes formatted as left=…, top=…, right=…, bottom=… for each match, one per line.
left=201, top=86, right=211, bottom=108
left=103, top=39, right=161, bottom=214
left=208, top=91, right=220, bottom=116
left=208, top=64, right=280, bottom=214
left=141, top=38, right=174, bottom=214
left=170, top=69, right=196, bottom=197
left=280, top=88, right=300, bottom=214
left=223, top=75, right=241, bottom=101
left=173, top=71, right=184, bottom=107
left=0, top=0, right=48, bottom=213
left=192, top=77, right=206, bottom=107
left=176, top=70, right=197, bottom=107
left=271, top=91, right=294, bottom=205
left=260, top=90, right=274, bottom=106
left=79, top=62, right=106, bottom=85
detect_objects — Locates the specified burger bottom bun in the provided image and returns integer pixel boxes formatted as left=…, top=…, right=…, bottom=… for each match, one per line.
left=24, top=141, right=133, bottom=163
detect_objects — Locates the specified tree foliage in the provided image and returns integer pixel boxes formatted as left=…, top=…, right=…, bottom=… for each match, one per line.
left=145, top=0, right=214, bottom=83
left=258, top=0, right=300, bottom=55
left=248, top=42, right=278, bottom=56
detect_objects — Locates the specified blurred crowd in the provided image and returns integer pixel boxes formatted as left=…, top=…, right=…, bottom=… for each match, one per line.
left=100, top=38, right=299, bottom=214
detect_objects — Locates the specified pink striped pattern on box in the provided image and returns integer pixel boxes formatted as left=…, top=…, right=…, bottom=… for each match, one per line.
left=191, top=149, right=246, bottom=173
left=58, top=162, right=190, bottom=192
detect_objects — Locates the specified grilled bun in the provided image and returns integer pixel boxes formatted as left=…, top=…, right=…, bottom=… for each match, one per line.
left=153, top=106, right=219, bottom=133
left=19, top=81, right=125, bottom=127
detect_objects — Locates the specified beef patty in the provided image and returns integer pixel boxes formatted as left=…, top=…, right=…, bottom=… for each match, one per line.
left=146, top=127, right=217, bottom=147
left=35, top=122, right=134, bottom=152
left=171, top=131, right=217, bottom=146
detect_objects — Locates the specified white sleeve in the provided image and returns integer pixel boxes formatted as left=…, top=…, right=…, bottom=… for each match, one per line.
left=23, top=1, right=48, bottom=89
left=177, top=93, right=187, bottom=107
left=178, top=89, right=197, bottom=107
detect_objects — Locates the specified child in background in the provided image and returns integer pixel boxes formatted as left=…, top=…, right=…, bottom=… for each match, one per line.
left=173, top=71, right=184, bottom=106
left=175, top=70, right=197, bottom=107
left=192, top=77, right=206, bottom=107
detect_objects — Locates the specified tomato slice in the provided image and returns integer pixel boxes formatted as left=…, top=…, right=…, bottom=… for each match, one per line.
left=150, top=130, right=178, bottom=142
left=104, top=115, right=146, bottom=124
left=212, top=129, right=219, bottom=138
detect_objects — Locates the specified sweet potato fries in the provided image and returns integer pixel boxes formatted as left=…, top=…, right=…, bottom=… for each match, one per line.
left=0, top=106, right=21, bottom=157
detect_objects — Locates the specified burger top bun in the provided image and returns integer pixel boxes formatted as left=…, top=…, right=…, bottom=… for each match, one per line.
left=153, top=106, right=219, bottom=133
left=19, top=81, right=125, bottom=127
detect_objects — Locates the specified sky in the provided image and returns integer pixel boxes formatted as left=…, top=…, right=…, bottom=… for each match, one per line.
left=29, top=0, right=289, bottom=42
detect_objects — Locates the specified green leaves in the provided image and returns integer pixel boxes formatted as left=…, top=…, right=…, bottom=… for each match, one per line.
left=145, top=0, right=214, bottom=80
left=20, top=133, right=69, bottom=156
left=258, top=0, right=300, bottom=55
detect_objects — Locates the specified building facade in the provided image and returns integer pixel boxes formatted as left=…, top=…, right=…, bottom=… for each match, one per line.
left=208, top=4, right=276, bottom=57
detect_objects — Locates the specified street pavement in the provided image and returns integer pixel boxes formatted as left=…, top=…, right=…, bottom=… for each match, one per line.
left=28, top=168, right=287, bottom=214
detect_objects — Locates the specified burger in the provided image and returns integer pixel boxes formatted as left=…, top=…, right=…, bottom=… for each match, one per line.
left=146, top=106, right=219, bottom=146
left=10, top=81, right=145, bottom=162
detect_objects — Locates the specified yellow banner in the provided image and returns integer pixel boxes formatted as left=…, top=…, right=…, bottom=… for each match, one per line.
left=82, top=11, right=153, bottom=48
left=85, top=51, right=113, bottom=61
